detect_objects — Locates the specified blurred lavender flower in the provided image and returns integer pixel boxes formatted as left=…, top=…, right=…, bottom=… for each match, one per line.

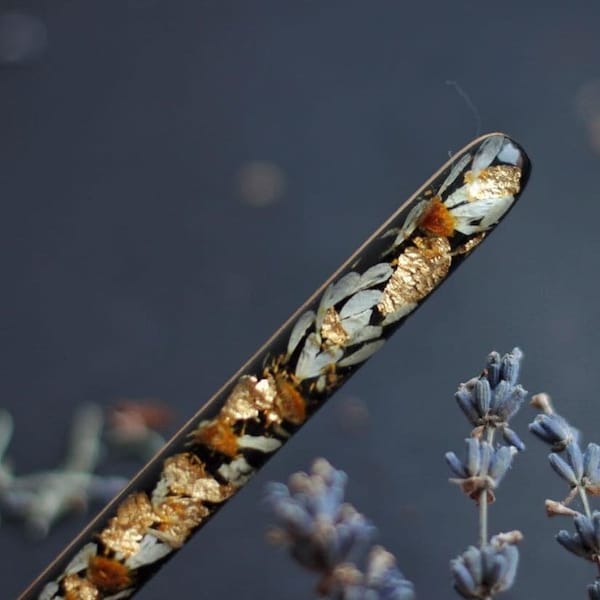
left=0, top=399, right=170, bottom=537
left=455, top=348, right=527, bottom=451
left=328, top=547, right=415, bottom=600
left=265, top=459, right=414, bottom=599
left=0, top=404, right=128, bottom=536
left=588, top=580, right=600, bottom=600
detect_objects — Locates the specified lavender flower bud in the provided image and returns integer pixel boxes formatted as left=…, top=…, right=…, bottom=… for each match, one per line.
left=584, top=444, right=600, bottom=485
left=500, top=426, right=525, bottom=452
left=529, top=413, right=578, bottom=451
left=556, top=512, right=600, bottom=561
left=567, top=442, right=584, bottom=482
left=549, top=453, right=578, bottom=486
left=451, top=540, right=519, bottom=599
left=447, top=440, right=516, bottom=501
left=455, top=349, right=526, bottom=429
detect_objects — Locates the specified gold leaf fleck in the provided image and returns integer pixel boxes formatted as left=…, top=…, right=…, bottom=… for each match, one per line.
left=100, top=493, right=156, bottom=557
left=454, top=232, right=486, bottom=255
left=220, top=376, right=262, bottom=421
left=320, top=307, right=348, bottom=346
left=161, top=453, right=233, bottom=502
left=87, top=556, right=132, bottom=593
left=254, top=375, right=280, bottom=424
left=63, top=575, right=100, bottom=600
left=153, top=496, right=209, bottom=548
left=220, top=374, right=279, bottom=424
left=377, top=237, right=451, bottom=317
left=465, top=165, right=521, bottom=200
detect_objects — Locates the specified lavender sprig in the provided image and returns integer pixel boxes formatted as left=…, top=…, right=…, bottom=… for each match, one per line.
left=529, top=393, right=600, bottom=598
left=447, top=348, right=526, bottom=599
left=265, top=458, right=415, bottom=600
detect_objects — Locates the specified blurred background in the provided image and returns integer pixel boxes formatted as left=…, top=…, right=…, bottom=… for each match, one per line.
left=2, top=1, right=600, bottom=598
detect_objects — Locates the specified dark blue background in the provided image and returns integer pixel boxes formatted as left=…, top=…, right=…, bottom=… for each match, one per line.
left=2, top=1, right=600, bottom=598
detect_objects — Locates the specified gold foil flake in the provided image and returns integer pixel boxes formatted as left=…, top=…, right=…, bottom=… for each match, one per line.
left=87, top=556, right=132, bottom=593
left=160, top=453, right=233, bottom=502
left=320, top=307, right=348, bottom=346
left=454, top=233, right=486, bottom=255
left=152, top=497, right=209, bottom=548
left=220, top=376, right=262, bottom=422
left=189, top=418, right=239, bottom=457
left=100, top=493, right=156, bottom=557
left=377, top=236, right=451, bottom=317
left=220, top=374, right=279, bottom=424
left=63, top=575, right=100, bottom=600
left=465, top=165, right=521, bottom=200
left=254, top=375, right=280, bottom=423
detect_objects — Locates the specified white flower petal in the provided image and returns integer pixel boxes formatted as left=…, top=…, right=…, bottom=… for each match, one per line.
left=340, top=290, right=382, bottom=319
left=390, top=200, right=426, bottom=248
left=296, top=333, right=344, bottom=379
left=237, top=435, right=281, bottom=453
left=338, top=340, right=386, bottom=368
left=297, top=344, right=344, bottom=379
left=497, top=139, right=521, bottom=165
left=65, top=542, right=97, bottom=575
left=444, top=186, right=469, bottom=209
left=125, top=534, right=172, bottom=569
left=472, top=135, right=504, bottom=173
left=452, top=195, right=514, bottom=234
left=347, top=325, right=382, bottom=345
left=39, top=582, right=60, bottom=600
left=218, top=457, right=254, bottom=486
left=357, top=263, right=393, bottom=289
left=317, top=273, right=361, bottom=330
left=316, top=375, right=327, bottom=392
left=287, top=310, right=315, bottom=357
left=380, top=302, right=417, bottom=326
left=438, top=154, right=470, bottom=196
left=326, top=272, right=361, bottom=307
left=295, top=333, right=320, bottom=379
left=340, top=309, right=372, bottom=336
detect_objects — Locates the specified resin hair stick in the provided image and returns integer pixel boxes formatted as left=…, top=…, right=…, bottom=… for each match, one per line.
left=21, top=133, right=531, bottom=600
